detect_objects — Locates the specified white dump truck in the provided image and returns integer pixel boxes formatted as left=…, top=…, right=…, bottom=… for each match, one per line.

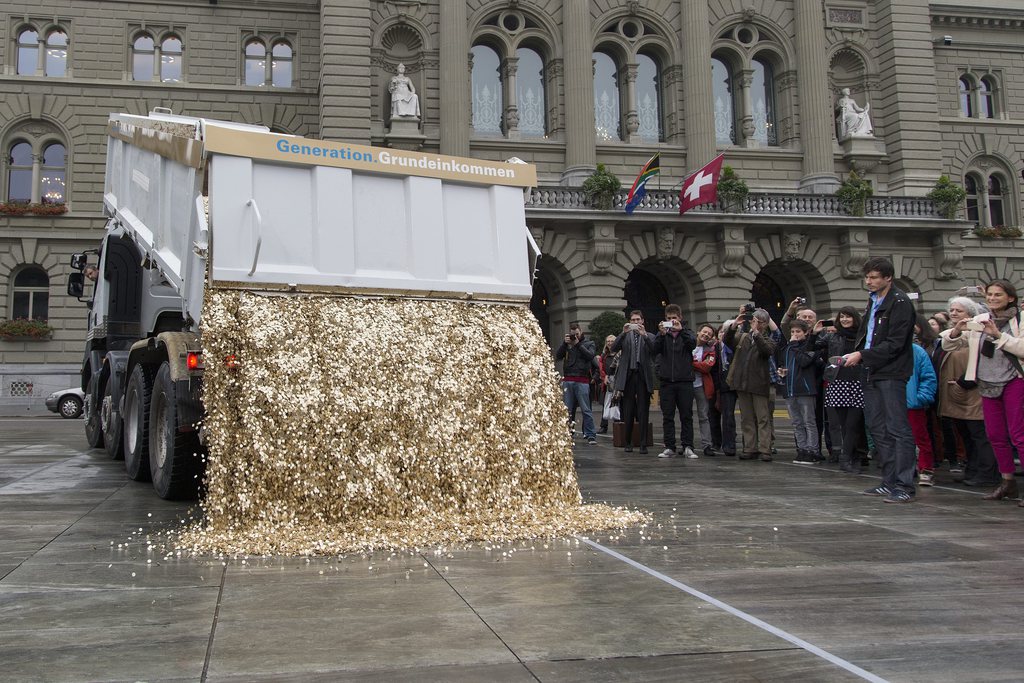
left=69, top=110, right=540, bottom=499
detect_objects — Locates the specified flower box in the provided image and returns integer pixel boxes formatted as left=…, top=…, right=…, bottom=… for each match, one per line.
left=0, top=319, right=54, bottom=340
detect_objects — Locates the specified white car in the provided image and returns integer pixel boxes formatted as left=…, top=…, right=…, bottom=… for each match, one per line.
left=45, top=387, right=85, bottom=419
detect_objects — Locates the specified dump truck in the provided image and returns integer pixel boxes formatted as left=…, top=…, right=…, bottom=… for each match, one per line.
left=69, top=110, right=540, bottom=499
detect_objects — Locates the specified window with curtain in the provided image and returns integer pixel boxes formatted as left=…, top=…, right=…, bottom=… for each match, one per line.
left=752, top=58, right=777, bottom=145
left=11, top=267, right=50, bottom=321
left=515, top=47, right=545, bottom=137
left=471, top=45, right=502, bottom=134
left=636, top=53, right=662, bottom=142
left=712, top=58, right=735, bottom=145
left=593, top=51, right=620, bottom=141
left=132, top=34, right=155, bottom=81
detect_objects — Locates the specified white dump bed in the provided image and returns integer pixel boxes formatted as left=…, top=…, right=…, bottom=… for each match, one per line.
left=103, top=112, right=540, bottom=326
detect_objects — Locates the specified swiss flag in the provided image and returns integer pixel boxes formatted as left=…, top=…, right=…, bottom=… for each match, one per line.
left=678, top=153, right=726, bottom=215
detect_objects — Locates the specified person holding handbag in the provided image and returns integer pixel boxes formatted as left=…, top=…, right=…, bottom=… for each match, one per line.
left=599, top=335, right=620, bottom=433
left=942, top=279, right=1024, bottom=503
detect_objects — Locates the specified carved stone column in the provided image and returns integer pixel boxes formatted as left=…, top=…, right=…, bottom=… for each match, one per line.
left=544, top=59, right=564, bottom=135
left=562, top=0, right=596, bottom=185
left=794, top=0, right=840, bottom=192
left=622, top=64, right=640, bottom=143
left=681, top=1, right=715, bottom=165
left=440, top=0, right=470, bottom=156
left=587, top=221, right=618, bottom=275
left=717, top=227, right=747, bottom=277
left=839, top=228, right=870, bottom=278
left=501, top=57, right=520, bottom=138
left=738, top=70, right=756, bottom=146
left=319, top=0, right=372, bottom=142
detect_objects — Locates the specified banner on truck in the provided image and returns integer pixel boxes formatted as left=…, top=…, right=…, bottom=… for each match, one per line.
left=203, top=126, right=538, bottom=188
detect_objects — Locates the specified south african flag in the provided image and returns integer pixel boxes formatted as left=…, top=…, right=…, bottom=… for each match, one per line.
left=624, top=152, right=660, bottom=215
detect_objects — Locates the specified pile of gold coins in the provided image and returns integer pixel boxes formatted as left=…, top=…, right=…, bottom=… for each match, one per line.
left=177, top=291, right=646, bottom=555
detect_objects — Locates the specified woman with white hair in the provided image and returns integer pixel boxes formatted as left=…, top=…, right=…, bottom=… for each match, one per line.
left=935, top=296, right=999, bottom=487
left=942, top=280, right=1024, bottom=502
left=723, top=307, right=777, bottom=461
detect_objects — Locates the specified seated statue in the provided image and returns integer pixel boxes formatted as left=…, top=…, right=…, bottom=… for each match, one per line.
left=836, top=88, right=873, bottom=139
left=389, top=63, right=421, bottom=120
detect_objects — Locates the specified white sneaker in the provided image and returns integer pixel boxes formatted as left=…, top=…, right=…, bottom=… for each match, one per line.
left=683, top=446, right=698, bottom=459
left=919, top=471, right=934, bottom=487
left=658, top=448, right=676, bottom=458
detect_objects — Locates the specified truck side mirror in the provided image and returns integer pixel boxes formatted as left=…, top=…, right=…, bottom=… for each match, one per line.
left=67, top=272, right=85, bottom=299
left=70, top=252, right=87, bottom=269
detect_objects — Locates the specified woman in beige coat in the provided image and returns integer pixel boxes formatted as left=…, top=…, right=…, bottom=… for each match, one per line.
left=937, top=297, right=999, bottom=487
left=942, top=280, right=1024, bottom=503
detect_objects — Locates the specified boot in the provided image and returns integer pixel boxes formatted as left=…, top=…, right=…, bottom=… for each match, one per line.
left=983, top=478, right=1019, bottom=501
left=598, top=420, right=608, bottom=434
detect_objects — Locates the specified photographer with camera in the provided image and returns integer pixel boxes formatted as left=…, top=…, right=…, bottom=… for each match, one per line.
left=724, top=305, right=777, bottom=461
left=555, top=322, right=598, bottom=446
left=652, top=304, right=698, bottom=458
left=611, top=311, right=657, bottom=453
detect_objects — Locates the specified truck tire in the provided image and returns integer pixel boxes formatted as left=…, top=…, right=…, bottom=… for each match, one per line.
left=123, top=364, right=154, bottom=482
left=102, top=376, right=124, bottom=460
left=149, top=362, right=201, bottom=500
left=85, top=375, right=105, bottom=449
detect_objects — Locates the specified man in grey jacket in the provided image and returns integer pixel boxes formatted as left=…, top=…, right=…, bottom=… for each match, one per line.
left=723, top=307, right=777, bottom=461
left=555, top=322, right=598, bottom=445
left=612, top=310, right=657, bottom=454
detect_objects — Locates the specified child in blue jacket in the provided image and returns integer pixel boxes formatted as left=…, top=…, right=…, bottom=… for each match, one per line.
left=779, top=320, right=824, bottom=463
left=907, top=319, right=938, bottom=484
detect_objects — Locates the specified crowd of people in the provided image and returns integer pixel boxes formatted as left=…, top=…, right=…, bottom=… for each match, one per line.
left=556, top=257, right=1024, bottom=505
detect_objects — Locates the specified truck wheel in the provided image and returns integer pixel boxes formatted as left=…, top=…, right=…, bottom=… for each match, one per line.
left=149, top=362, right=201, bottom=500
left=123, top=364, right=154, bottom=482
left=102, top=376, right=124, bottom=460
left=85, top=375, right=105, bottom=449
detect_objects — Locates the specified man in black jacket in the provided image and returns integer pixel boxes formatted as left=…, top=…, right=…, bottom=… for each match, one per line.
left=555, top=322, right=598, bottom=445
left=842, top=257, right=917, bottom=503
left=653, top=304, right=698, bottom=458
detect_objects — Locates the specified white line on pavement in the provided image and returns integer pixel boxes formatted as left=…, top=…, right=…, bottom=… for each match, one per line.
left=577, top=537, right=890, bottom=683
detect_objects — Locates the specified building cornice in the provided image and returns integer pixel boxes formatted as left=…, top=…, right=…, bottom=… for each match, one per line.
left=931, top=6, right=1024, bottom=30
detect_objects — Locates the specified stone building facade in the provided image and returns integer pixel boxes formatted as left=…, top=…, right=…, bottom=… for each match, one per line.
left=0, top=0, right=1021, bottom=409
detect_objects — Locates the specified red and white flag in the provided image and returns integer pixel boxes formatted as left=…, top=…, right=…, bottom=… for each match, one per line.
left=678, top=153, right=726, bottom=215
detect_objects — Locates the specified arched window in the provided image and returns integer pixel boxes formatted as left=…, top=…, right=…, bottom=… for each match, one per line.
left=16, top=28, right=39, bottom=76
left=958, top=77, right=973, bottom=117
left=988, top=175, right=1004, bottom=227
left=132, top=34, right=155, bottom=81
left=979, top=77, right=995, bottom=119
left=712, top=57, right=735, bottom=145
left=471, top=44, right=502, bottom=134
left=40, top=144, right=66, bottom=204
left=45, top=30, right=68, bottom=77
left=593, top=51, right=621, bottom=141
left=6, top=142, right=33, bottom=202
left=160, top=36, right=183, bottom=83
left=11, top=266, right=49, bottom=321
left=271, top=42, right=293, bottom=88
left=752, top=58, right=777, bottom=145
left=636, top=53, right=662, bottom=142
left=516, top=47, right=545, bottom=137
left=964, top=175, right=979, bottom=224
left=244, top=40, right=267, bottom=86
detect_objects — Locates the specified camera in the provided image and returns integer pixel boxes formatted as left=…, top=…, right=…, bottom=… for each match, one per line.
left=661, top=321, right=674, bottom=331
left=964, top=320, right=985, bottom=333
left=797, top=297, right=807, bottom=306
left=742, top=302, right=755, bottom=313
left=820, top=319, right=835, bottom=328
left=628, top=323, right=640, bottom=332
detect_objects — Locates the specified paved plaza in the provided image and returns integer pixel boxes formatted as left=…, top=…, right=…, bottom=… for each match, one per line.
left=2, top=415, right=1023, bottom=682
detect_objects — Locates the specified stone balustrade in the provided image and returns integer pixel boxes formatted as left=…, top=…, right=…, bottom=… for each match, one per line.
left=525, top=187, right=942, bottom=218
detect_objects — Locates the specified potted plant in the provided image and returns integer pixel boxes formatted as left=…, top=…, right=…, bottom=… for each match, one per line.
left=836, top=171, right=873, bottom=217
left=0, top=201, right=32, bottom=216
left=926, top=175, right=967, bottom=220
left=0, top=318, right=54, bottom=341
left=717, top=165, right=749, bottom=213
left=582, top=163, right=622, bottom=211
left=973, top=226, right=1023, bottom=239
left=30, top=202, right=68, bottom=216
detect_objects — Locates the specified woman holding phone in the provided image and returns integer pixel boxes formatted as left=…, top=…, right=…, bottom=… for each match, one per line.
left=942, top=280, right=1024, bottom=502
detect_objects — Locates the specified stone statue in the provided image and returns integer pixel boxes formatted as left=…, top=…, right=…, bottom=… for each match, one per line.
left=389, top=63, right=420, bottom=120
left=836, top=88, right=873, bottom=139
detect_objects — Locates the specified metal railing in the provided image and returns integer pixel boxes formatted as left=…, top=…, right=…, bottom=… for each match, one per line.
left=525, top=187, right=942, bottom=218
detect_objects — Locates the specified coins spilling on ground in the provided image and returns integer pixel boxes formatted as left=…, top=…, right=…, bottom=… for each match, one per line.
left=177, top=291, right=646, bottom=555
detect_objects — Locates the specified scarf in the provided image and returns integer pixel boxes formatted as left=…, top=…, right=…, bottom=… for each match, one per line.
left=835, top=325, right=857, bottom=340
left=991, top=306, right=1018, bottom=331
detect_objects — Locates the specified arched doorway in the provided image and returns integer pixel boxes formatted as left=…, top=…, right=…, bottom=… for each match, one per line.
left=623, top=268, right=669, bottom=327
left=751, top=258, right=832, bottom=324
left=529, top=278, right=552, bottom=346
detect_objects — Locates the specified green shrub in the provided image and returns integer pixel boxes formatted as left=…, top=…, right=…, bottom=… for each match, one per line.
left=926, top=175, right=967, bottom=220
left=836, top=171, right=874, bottom=217
left=582, top=164, right=622, bottom=211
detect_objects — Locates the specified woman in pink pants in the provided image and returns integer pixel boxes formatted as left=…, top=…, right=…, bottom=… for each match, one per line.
left=942, top=280, right=1024, bottom=503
